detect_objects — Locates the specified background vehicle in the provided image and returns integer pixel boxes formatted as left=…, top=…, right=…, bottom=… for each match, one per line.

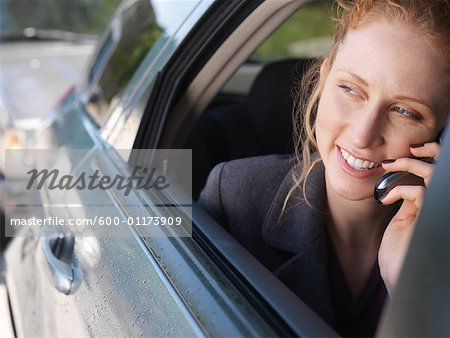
left=0, top=0, right=120, bottom=243
left=2, top=0, right=450, bottom=337
left=0, top=0, right=120, bottom=153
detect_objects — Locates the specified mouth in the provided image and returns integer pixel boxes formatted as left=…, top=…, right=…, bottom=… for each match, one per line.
left=339, top=147, right=381, bottom=171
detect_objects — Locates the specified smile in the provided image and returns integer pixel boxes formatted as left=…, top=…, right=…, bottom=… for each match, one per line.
left=340, top=148, right=380, bottom=170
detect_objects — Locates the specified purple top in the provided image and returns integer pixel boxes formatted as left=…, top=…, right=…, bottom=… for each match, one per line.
left=328, top=241, right=388, bottom=337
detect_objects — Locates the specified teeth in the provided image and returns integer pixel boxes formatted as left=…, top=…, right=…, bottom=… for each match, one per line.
left=342, top=151, right=349, bottom=160
left=347, top=156, right=355, bottom=167
left=340, top=148, right=378, bottom=170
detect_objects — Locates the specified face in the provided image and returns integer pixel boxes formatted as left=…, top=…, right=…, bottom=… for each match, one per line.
left=316, top=18, right=450, bottom=202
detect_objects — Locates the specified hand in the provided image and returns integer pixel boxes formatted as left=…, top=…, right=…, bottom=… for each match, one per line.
left=378, top=142, right=440, bottom=294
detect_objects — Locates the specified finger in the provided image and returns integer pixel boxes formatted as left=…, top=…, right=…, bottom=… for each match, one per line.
left=410, top=142, right=441, bottom=160
left=380, top=185, right=425, bottom=213
left=382, top=158, right=434, bottom=185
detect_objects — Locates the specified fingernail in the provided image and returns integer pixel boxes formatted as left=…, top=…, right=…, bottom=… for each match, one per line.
left=382, top=159, right=396, bottom=164
left=411, top=143, right=425, bottom=148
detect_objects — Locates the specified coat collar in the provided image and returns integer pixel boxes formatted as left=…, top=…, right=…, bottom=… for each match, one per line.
left=262, top=161, right=336, bottom=326
left=262, top=160, right=328, bottom=253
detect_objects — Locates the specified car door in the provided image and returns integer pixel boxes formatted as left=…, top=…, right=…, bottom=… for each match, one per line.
left=4, top=0, right=341, bottom=337
left=4, top=1, right=246, bottom=337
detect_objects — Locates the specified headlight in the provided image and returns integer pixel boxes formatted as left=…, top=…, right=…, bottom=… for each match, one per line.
left=5, top=129, right=26, bottom=150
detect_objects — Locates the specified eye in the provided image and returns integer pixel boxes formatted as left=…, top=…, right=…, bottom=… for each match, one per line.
left=337, top=84, right=366, bottom=100
left=393, top=106, right=422, bottom=121
left=337, top=84, right=358, bottom=96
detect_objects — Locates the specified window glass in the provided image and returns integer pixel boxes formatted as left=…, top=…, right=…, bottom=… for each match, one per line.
left=88, top=32, right=113, bottom=84
left=103, top=1, right=214, bottom=149
left=87, top=0, right=163, bottom=125
left=252, top=0, right=334, bottom=60
left=87, top=0, right=209, bottom=127
left=221, top=0, right=334, bottom=98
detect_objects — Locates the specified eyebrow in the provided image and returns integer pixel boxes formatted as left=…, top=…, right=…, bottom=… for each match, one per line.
left=396, top=97, right=433, bottom=111
left=337, top=70, right=434, bottom=111
left=336, top=70, right=369, bottom=87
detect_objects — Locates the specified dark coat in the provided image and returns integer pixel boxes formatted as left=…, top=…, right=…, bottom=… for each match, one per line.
left=198, top=154, right=336, bottom=326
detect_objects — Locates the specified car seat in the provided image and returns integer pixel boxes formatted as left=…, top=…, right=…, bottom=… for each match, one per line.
left=186, top=58, right=313, bottom=199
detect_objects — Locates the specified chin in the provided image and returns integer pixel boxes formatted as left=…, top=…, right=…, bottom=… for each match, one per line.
left=338, top=189, right=373, bottom=202
left=327, top=174, right=375, bottom=202
left=323, top=153, right=381, bottom=201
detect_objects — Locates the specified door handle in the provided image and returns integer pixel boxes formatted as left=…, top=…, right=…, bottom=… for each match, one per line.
left=41, top=232, right=75, bottom=294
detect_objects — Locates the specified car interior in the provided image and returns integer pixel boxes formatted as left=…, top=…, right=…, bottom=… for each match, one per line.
left=158, top=0, right=333, bottom=199
left=151, top=1, right=338, bottom=335
left=184, top=58, right=314, bottom=199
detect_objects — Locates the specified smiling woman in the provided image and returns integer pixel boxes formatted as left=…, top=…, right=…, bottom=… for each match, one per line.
left=199, top=0, right=450, bottom=337
left=316, top=19, right=447, bottom=194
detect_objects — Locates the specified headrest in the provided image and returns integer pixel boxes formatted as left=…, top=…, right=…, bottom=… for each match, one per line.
left=246, top=58, right=314, bottom=154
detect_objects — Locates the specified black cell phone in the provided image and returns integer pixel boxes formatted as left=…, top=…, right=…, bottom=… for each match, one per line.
left=374, top=171, right=424, bottom=203
left=373, top=128, right=444, bottom=204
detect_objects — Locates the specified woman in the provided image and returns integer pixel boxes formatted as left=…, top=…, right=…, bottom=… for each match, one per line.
left=199, top=0, right=450, bottom=336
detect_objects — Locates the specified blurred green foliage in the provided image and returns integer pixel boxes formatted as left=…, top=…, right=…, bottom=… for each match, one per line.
left=254, top=0, right=335, bottom=60
left=0, top=0, right=122, bottom=34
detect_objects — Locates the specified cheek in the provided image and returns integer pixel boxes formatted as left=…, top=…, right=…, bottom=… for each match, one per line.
left=315, top=101, right=330, bottom=150
left=384, top=129, right=427, bottom=157
left=316, top=91, right=347, bottom=143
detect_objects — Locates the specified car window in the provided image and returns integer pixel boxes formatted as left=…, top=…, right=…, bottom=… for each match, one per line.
left=86, top=0, right=163, bottom=126
left=102, top=0, right=215, bottom=149
left=87, top=0, right=213, bottom=126
left=252, top=0, right=334, bottom=61
left=184, top=1, right=335, bottom=199
left=144, top=1, right=341, bottom=334
left=219, top=0, right=334, bottom=101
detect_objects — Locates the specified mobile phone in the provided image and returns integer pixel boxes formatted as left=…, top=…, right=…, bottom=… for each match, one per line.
left=374, top=171, right=424, bottom=203
left=374, top=128, right=444, bottom=204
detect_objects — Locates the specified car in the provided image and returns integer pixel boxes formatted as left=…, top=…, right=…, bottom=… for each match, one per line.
left=0, top=1, right=117, bottom=247
left=0, top=30, right=97, bottom=219
left=1, top=0, right=450, bottom=337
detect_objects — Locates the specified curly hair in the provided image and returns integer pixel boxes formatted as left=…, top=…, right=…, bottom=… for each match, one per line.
left=283, top=0, right=450, bottom=213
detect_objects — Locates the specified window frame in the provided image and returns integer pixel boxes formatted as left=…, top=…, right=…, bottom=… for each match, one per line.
left=131, top=0, right=339, bottom=335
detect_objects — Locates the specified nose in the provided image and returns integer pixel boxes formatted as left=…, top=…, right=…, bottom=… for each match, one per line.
left=349, top=108, right=384, bottom=149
